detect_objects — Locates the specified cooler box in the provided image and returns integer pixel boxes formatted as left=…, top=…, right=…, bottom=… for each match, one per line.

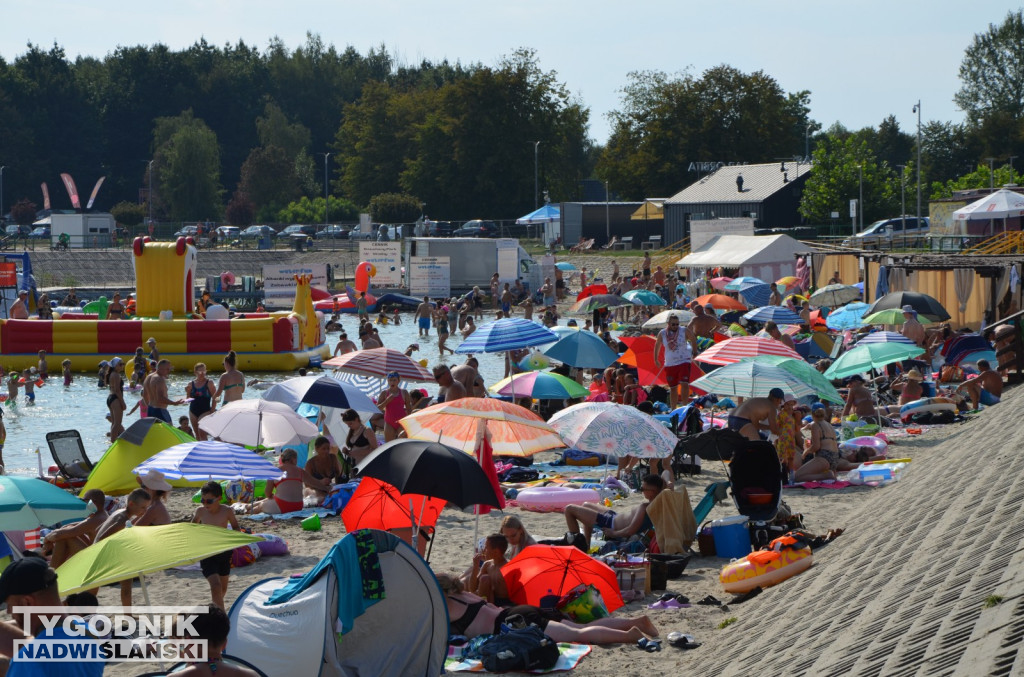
left=710, top=515, right=751, bottom=559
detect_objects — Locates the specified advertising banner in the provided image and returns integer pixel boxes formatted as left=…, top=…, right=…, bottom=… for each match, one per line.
left=409, top=256, right=451, bottom=297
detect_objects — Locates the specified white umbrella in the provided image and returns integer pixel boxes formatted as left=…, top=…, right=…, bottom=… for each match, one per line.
left=642, top=309, right=696, bottom=331
left=199, top=399, right=319, bottom=448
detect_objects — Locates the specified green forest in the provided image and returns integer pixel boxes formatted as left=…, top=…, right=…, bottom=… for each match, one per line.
left=1, top=10, right=1023, bottom=227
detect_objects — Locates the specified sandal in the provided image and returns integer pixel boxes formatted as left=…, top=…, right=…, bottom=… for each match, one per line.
left=637, top=638, right=662, bottom=653
left=666, top=632, right=702, bottom=650
left=696, top=595, right=722, bottom=606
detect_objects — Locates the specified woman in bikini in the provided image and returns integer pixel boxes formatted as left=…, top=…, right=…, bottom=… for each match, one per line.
left=107, top=357, right=127, bottom=439
left=438, top=574, right=659, bottom=645
left=794, top=406, right=860, bottom=482
left=842, top=374, right=883, bottom=423
left=249, top=448, right=328, bottom=514
left=215, top=350, right=245, bottom=406
left=375, top=371, right=411, bottom=442
left=341, top=408, right=377, bottom=467
left=186, top=363, right=215, bottom=441
left=303, top=436, right=343, bottom=499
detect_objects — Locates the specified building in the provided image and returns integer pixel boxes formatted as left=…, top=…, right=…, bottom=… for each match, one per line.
left=663, top=162, right=811, bottom=245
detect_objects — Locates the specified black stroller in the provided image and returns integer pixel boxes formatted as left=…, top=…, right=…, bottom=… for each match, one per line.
left=680, top=428, right=785, bottom=548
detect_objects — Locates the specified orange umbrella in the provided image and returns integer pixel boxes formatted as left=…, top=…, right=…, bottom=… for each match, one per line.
left=399, top=397, right=565, bottom=457
left=694, top=294, right=747, bottom=311
left=775, top=276, right=801, bottom=292
left=618, top=335, right=705, bottom=387
left=502, top=545, right=624, bottom=612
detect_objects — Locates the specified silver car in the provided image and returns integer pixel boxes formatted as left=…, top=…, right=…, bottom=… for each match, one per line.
left=843, top=216, right=930, bottom=249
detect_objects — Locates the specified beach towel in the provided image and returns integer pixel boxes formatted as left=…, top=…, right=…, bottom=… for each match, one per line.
left=646, top=487, right=696, bottom=552
left=243, top=507, right=334, bottom=522
left=445, top=642, right=591, bottom=673
left=786, top=481, right=856, bottom=490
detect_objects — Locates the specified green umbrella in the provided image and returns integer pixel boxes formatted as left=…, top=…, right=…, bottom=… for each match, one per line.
left=740, top=355, right=844, bottom=404
left=56, top=523, right=263, bottom=600
left=861, top=309, right=907, bottom=325
left=824, top=342, right=924, bottom=380
left=622, top=289, right=666, bottom=306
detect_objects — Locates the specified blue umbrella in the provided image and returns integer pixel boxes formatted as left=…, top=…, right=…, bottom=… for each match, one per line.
left=724, top=276, right=766, bottom=291
left=543, top=330, right=619, bottom=369
left=133, top=441, right=284, bottom=481
left=825, top=302, right=870, bottom=330
left=263, top=375, right=379, bottom=415
left=455, top=317, right=559, bottom=354
left=857, top=330, right=915, bottom=346
left=738, top=283, right=772, bottom=308
left=0, top=476, right=90, bottom=530
left=742, top=306, right=803, bottom=325
left=555, top=262, right=577, bottom=271
left=516, top=204, right=561, bottom=225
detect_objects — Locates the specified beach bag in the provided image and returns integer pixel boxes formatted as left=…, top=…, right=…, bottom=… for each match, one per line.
left=556, top=584, right=609, bottom=623
left=499, top=467, right=539, bottom=483
left=479, top=626, right=559, bottom=672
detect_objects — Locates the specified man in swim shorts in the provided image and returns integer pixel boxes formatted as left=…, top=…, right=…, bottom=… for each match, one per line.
left=728, top=389, right=784, bottom=441
left=416, top=296, right=433, bottom=336
left=653, top=313, right=698, bottom=409
left=957, top=359, right=1002, bottom=410
left=564, top=474, right=664, bottom=547
left=143, top=359, right=182, bottom=424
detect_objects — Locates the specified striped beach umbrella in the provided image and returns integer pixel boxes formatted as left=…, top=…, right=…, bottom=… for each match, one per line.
left=742, top=306, right=803, bottom=325
left=690, top=361, right=816, bottom=399
left=857, top=331, right=915, bottom=346
left=454, top=317, right=559, bottom=354
left=825, top=302, right=870, bottom=330
left=695, top=336, right=803, bottom=366
left=322, top=347, right=434, bottom=381
left=132, top=441, right=283, bottom=481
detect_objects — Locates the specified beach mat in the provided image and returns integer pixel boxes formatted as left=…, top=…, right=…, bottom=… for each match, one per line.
left=242, top=507, right=333, bottom=522
left=445, top=642, right=591, bottom=673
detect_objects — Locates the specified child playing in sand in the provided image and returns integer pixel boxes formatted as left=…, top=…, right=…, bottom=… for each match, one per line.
left=62, top=359, right=72, bottom=386
left=193, top=481, right=240, bottom=610
left=178, top=416, right=194, bottom=437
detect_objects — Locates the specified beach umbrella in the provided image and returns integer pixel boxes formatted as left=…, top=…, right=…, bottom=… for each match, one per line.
left=776, top=276, right=801, bottom=292
left=356, top=439, right=504, bottom=510
left=866, top=291, right=950, bottom=322
left=454, top=317, right=559, bottom=354
left=569, top=294, right=634, bottom=314
left=740, top=355, right=844, bottom=404
left=943, top=334, right=993, bottom=366
left=576, top=284, right=609, bottom=301
left=857, top=330, right=915, bottom=346
left=957, top=349, right=997, bottom=367
left=724, top=276, right=766, bottom=291
left=824, top=342, right=925, bottom=380
left=132, top=441, right=284, bottom=481
left=643, top=309, right=695, bottom=330
left=622, top=289, right=666, bottom=306
left=56, top=523, right=262, bottom=598
left=952, top=188, right=1024, bottom=221
left=0, top=476, right=89, bottom=531
left=689, top=361, right=816, bottom=399
left=491, top=371, right=590, bottom=400
left=695, top=336, right=802, bottom=366
left=322, top=347, right=434, bottom=381
left=738, top=284, right=772, bottom=308
left=808, top=284, right=862, bottom=307
left=199, top=399, right=319, bottom=448
left=341, top=477, right=446, bottom=533
left=709, top=276, right=734, bottom=291
left=548, top=401, right=678, bottom=459
left=617, top=335, right=705, bottom=387
left=263, top=374, right=379, bottom=414
left=742, top=306, right=803, bottom=325
left=555, top=262, right=577, bottom=271
left=502, top=545, right=624, bottom=613
left=825, top=302, right=870, bottom=330
left=861, top=309, right=908, bottom=325
left=694, top=294, right=747, bottom=312
left=543, top=330, right=619, bottom=369
left=400, top=397, right=564, bottom=457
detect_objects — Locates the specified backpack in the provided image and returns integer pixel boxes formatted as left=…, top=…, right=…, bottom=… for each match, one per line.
left=479, top=625, right=560, bottom=672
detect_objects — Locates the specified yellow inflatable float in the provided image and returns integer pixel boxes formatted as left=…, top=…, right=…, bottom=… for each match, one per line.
left=0, top=237, right=329, bottom=371
left=720, top=533, right=813, bottom=594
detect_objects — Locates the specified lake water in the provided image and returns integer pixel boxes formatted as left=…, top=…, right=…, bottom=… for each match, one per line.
left=3, top=312, right=582, bottom=476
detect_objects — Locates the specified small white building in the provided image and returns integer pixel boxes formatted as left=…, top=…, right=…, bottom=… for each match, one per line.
left=51, top=213, right=116, bottom=248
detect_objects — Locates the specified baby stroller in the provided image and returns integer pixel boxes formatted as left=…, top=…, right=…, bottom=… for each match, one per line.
left=680, top=428, right=785, bottom=548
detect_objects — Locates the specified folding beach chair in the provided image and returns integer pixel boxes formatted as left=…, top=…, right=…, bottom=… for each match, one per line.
left=45, top=430, right=94, bottom=485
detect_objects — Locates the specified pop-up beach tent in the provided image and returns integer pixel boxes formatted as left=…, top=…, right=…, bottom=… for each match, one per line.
left=80, top=419, right=198, bottom=496
left=226, top=530, right=448, bottom=677
left=676, top=234, right=805, bottom=282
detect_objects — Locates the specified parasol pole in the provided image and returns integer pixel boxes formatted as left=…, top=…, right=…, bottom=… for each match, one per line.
left=471, top=419, right=488, bottom=552
left=409, top=499, right=418, bottom=552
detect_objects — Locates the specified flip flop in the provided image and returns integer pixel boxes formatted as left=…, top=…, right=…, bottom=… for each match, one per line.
left=696, top=595, right=722, bottom=606
left=637, top=638, right=662, bottom=652
left=666, top=632, right=702, bottom=650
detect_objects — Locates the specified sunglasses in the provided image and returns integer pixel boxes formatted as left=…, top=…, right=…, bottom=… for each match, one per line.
left=201, top=497, right=218, bottom=504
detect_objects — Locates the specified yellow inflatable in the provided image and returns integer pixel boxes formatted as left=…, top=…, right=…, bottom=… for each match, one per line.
left=720, top=542, right=812, bottom=594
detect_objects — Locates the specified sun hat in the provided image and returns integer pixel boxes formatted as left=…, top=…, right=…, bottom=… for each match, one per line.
left=139, top=469, right=173, bottom=492
left=906, top=369, right=923, bottom=380
left=901, top=305, right=916, bottom=314
left=783, top=392, right=797, bottom=404
left=110, top=357, right=123, bottom=367
left=147, top=337, right=157, bottom=344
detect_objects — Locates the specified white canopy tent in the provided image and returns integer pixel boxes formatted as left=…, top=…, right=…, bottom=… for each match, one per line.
left=675, top=234, right=806, bottom=281
left=953, top=188, right=1024, bottom=235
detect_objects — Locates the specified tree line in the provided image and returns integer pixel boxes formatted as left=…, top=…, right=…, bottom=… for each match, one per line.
left=1, top=11, right=1021, bottom=227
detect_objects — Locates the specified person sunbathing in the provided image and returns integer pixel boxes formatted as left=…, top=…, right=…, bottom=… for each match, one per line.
left=248, top=448, right=325, bottom=515
left=563, top=474, right=664, bottom=548
left=793, top=407, right=859, bottom=482
left=43, top=489, right=108, bottom=567
left=957, top=359, right=1003, bottom=410
left=438, top=573, right=659, bottom=645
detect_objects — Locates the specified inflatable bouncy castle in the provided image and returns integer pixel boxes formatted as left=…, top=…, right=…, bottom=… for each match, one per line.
left=0, top=237, right=329, bottom=371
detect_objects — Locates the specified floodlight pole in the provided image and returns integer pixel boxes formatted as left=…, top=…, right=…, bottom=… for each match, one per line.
left=533, top=141, right=540, bottom=211
left=913, top=101, right=921, bottom=225
left=318, top=152, right=332, bottom=228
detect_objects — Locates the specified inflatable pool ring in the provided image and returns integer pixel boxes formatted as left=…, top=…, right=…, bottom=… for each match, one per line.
left=220, top=271, right=236, bottom=288
left=518, top=351, right=550, bottom=372
left=354, top=261, right=377, bottom=294
left=720, top=546, right=813, bottom=594
left=610, top=322, right=620, bottom=330
left=899, top=397, right=956, bottom=422
left=839, top=436, right=888, bottom=455
left=515, top=486, right=600, bottom=513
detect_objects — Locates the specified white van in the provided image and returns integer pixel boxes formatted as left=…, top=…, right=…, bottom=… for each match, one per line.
left=843, top=216, right=929, bottom=249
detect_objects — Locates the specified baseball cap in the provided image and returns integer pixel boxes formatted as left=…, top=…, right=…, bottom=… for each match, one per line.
left=768, top=387, right=785, bottom=401
left=811, top=402, right=826, bottom=411
left=110, top=357, right=123, bottom=367
left=0, top=558, right=58, bottom=604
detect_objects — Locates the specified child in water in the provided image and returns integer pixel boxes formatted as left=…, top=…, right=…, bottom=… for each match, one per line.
left=62, top=359, right=72, bottom=386
left=6, top=373, right=18, bottom=406
left=21, top=369, right=35, bottom=404
left=37, top=351, right=48, bottom=379
left=391, top=307, right=402, bottom=325
left=178, top=416, right=194, bottom=437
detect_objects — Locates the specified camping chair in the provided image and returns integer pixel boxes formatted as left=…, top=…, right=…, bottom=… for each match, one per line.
left=646, top=487, right=696, bottom=553
left=602, top=236, right=618, bottom=250
left=45, top=430, right=94, bottom=484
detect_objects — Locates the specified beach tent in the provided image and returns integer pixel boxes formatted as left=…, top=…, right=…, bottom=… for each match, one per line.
left=516, top=203, right=561, bottom=245
left=675, top=234, right=805, bottom=282
left=226, top=530, right=447, bottom=677
left=80, top=419, right=199, bottom=496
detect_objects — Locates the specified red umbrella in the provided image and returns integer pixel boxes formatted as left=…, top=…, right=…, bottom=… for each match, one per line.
left=576, top=284, right=609, bottom=302
left=694, top=294, right=747, bottom=311
left=341, top=477, right=446, bottom=533
left=502, top=545, right=624, bottom=612
left=709, top=277, right=734, bottom=291
left=695, top=336, right=802, bottom=366
left=617, top=335, right=705, bottom=387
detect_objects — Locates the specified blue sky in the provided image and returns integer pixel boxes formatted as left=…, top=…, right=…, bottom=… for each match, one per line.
left=0, top=0, right=1011, bottom=145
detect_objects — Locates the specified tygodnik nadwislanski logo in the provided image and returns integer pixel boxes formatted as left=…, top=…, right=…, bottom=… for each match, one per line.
left=11, top=606, right=208, bottom=663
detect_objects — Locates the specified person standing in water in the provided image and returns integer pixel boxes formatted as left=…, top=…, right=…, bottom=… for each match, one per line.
left=186, top=362, right=215, bottom=441
left=214, top=350, right=245, bottom=406
left=107, top=357, right=127, bottom=439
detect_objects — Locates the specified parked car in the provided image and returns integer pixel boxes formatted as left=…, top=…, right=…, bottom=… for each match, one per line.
left=277, top=224, right=316, bottom=239
left=4, top=225, right=31, bottom=238
left=426, top=220, right=453, bottom=237
left=348, top=227, right=378, bottom=241
left=215, top=226, right=240, bottom=241
left=843, top=216, right=930, bottom=249
left=174, top=225, right=200, bottom=238
left=239, top=225, right=276, bottom=241
left=28, top=226, right=50, bottom=239
left=451, top=219, right=498, bottom=237
left=316, top=224, right=350, bottom=240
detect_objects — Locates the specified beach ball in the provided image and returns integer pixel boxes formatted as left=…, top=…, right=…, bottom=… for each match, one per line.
left=418, top=359, right=428, bottom=367
left=610, top=322, right=620, bottom=330
left=224, top=479, right=254, bottom=504
left=520, top=351, right=550, bottom=371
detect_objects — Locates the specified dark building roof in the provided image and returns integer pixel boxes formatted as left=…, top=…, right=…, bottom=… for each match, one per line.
left=666, top=162, right=812, bottom=205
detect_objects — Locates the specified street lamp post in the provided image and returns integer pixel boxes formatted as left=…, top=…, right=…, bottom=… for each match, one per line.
left=858, top=163, right=863, bottom=234
left=605, top=180, right=610, bottom=241
left=897, top=164, right=906, bottom=234
left=912, top=101, right=921, bottom=225
left=533, top=141, right=540, bottom=211
left=318, top=152, right=332, bottom=228
left=147, top=160, right=154, bottom=229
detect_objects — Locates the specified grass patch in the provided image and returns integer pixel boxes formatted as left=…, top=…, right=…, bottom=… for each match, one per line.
left=718, top=617, right=738, bottom=629
left=983, top=595, right=1003, bottom=608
